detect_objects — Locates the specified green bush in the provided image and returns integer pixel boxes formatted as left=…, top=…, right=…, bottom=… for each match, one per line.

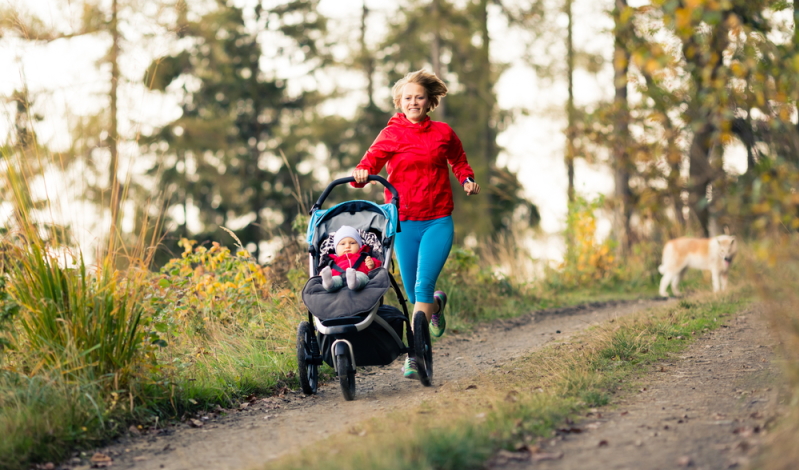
left=0, top=276, right=18, bottom=354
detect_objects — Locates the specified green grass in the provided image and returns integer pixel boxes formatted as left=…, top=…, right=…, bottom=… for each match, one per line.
left=143, top=329, right=298, bottom=412
left=0, top=372, right=117, bottom=470
left=265, top=289, right=750, bottom=470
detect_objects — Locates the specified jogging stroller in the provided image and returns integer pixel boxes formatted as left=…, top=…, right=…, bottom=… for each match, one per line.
left=297, top=175, right=433, bottom=400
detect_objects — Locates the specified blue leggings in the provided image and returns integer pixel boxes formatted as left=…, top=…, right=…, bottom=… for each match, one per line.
left=394, top=216, right=453, bottom=305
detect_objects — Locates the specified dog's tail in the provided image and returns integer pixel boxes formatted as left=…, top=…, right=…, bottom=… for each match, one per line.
left=658, top=264, right=665, bottom=275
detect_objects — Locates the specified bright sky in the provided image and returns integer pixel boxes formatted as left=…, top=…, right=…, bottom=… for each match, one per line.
left=1, top=0, right=747, bottom=265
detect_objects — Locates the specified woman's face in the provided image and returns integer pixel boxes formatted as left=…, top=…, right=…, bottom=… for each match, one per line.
left=400, top=83, right=429, bottom=123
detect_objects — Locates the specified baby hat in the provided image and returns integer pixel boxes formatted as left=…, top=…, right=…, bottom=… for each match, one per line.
left=333, top=226, right=362, bottom=249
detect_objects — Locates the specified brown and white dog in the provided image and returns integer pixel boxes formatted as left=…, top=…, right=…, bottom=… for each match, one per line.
left=658, top=235, right=737, bottom=298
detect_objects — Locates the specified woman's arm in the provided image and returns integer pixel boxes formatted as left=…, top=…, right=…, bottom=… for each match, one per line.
left=352, top=129, right=394, bottom=187
left=446, top=130, right=475, bottom=184
left=446, top=129, right=480, bottom=195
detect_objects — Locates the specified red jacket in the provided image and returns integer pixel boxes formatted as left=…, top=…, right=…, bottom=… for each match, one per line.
left=329, top=246, right=382, bottom=276
left=352, top=113, right=475, bottom=221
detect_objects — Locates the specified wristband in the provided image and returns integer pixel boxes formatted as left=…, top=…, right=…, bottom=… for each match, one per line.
left=462, top=177, right=475, bottom=185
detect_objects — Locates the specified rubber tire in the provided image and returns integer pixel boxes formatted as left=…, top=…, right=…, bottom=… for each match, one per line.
left=296, top=322, right=318, bottom=395
left=413, top=311, right=433, bottom=386
left=336, top=354, right=356, bottom=401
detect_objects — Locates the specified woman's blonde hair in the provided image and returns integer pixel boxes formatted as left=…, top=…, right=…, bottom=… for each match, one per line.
left=391, top=69, right=448, bottom=112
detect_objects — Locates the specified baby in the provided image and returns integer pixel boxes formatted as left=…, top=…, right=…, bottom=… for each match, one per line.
left=321, top=226, right=382, bottom=292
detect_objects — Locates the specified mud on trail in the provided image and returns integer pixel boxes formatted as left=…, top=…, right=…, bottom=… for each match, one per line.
left=67, top=299, right=663, bottom=470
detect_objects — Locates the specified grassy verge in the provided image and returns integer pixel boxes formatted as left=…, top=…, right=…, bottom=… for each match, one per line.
left=266, top=289, right=750, bottom=470
left=745, top=236, right=799, bottom=470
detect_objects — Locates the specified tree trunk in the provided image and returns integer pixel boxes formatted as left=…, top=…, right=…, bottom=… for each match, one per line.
left=795, top=0, right=799, bottom=48
left=249, top=33, right=263, bottom=262
left=681, top=13, right=730, bottom=238
left=565, top=0, right=575, bottom=205
left=612, top=0, right=631, bottom=250
left=431, top=0, right=446, bottom=118
left=180, top=149, right=188, bottom=239
left=794, top=0, right=799, bottom=141
left=687, top=122, right=714, bottom=237
left=361, top=1, right=375, bottom=109
left=474, top=0, right=496, bottom=238
left=108, top=0, right=122, bottom=250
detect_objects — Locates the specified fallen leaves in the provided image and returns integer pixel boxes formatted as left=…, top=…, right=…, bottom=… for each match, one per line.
left=488, top=446, right=563, bottom=466
left=348, top=426, right=367, bottom=437
left=556, top=427, right=583, bottom=434
left=733, top=426, right=760, bottom=438
left=90, top=452, right=113, bottom=468
left=532, top=451, right=564, bottom=462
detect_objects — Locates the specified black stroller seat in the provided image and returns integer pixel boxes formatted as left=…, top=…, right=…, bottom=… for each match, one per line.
left=302, top=268, right=390, bottom=321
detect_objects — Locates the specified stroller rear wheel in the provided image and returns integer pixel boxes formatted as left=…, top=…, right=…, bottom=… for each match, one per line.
left=336, top=354, right=356, bottom=401
left=413, top=311, right=433, bottom=386
left=297, top=322, right=319, bottom=395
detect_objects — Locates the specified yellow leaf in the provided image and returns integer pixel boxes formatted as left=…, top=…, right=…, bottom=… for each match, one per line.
left=676, top=8, right=692, bottom=30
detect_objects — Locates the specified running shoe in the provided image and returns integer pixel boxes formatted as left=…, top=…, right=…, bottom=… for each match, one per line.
left=402, top=356, right=419, bottom=380
left=430, top=290, right=448, bottom=337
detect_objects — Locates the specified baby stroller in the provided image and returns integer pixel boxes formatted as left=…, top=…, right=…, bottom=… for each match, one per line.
left=297, top=175, right=433, bottom=400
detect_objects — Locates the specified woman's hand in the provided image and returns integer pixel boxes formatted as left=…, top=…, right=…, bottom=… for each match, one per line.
left=352, top=168, right=376, bottom=185
left=364, top=256, right=375, bottom=269
left=464, top=181, right=481, bottom=196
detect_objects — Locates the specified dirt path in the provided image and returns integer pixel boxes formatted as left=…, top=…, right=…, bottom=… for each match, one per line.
left=69, top=299, right=667, bottom=470
left=491, top=306, right=783, bottom=470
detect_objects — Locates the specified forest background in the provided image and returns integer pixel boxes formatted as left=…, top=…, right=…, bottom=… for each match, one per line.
left=2, top=0, right=799, bottom=469
left=4, top=0, right=796, bottom=264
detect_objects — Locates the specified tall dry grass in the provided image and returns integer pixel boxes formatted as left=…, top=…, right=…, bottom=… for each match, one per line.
left=744, top=234, right=799, bottom=470
left=1, top=153, right=155, bottom=389
left=0, top=148, right=161, bottom=468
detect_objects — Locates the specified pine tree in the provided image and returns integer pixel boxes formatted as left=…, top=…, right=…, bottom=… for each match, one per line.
left=143, top=0, right=330, bottom=262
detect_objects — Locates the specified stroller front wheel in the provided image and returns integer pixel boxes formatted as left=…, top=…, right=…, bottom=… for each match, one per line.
left=413, top=311, right=433, bottom=386
left=336, top=354, right=356, bottom=401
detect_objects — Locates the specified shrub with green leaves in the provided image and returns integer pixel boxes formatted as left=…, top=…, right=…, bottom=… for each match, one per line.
left=138, top=239, right=299, bottom=410
left=0, top=275, right=18, bottom=353
left=146, top=239, right=296, bottom=333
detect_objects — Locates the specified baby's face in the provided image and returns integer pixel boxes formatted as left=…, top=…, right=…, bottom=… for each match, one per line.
left=335, top=237, right=360, bottom=255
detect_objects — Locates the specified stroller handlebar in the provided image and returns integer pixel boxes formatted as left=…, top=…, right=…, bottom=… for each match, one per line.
left=309, top=175, right=399, bottom=214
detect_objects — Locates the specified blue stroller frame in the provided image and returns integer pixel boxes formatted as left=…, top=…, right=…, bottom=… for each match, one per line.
left=297, top=176, right=433, bottom=400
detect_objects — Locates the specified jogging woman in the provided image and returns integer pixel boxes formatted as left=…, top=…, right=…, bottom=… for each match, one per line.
left=351, top=69, right=481, bottom=379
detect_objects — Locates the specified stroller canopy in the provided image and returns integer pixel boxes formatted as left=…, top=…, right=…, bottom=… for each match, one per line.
left=306, top=199, right=398, bottom=251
